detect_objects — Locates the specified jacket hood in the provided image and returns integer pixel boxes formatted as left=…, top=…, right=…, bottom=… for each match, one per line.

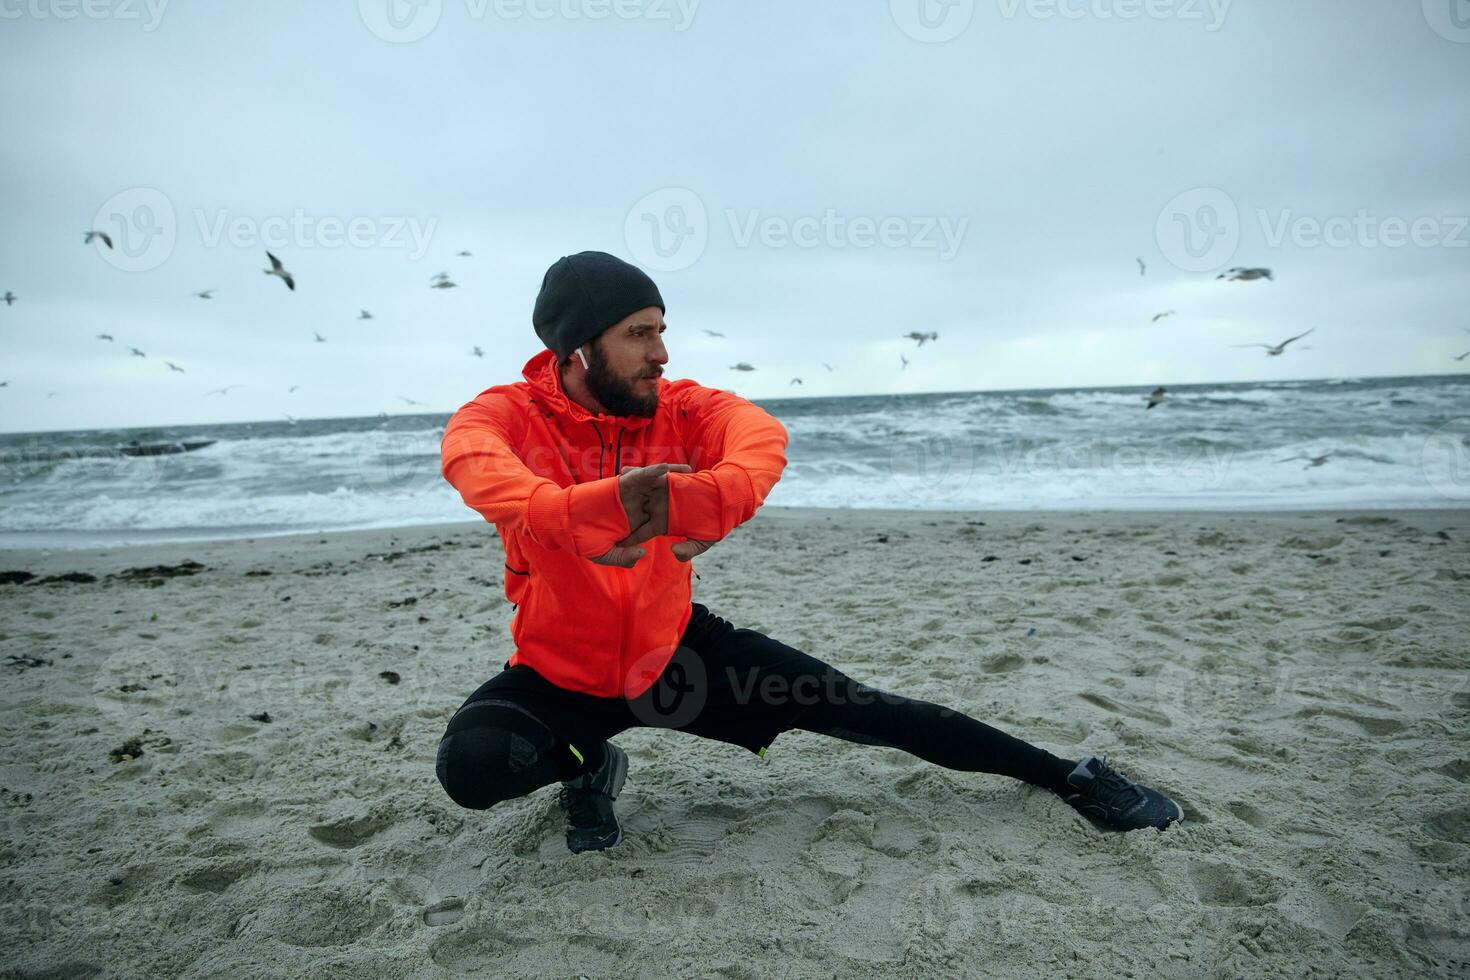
left=521, top=349, right=659, bottom=432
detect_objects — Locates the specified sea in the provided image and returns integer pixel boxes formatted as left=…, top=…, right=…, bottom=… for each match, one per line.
left=2, top=374, right=1466, bottom=548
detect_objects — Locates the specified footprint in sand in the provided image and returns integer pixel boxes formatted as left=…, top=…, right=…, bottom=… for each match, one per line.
left=1424, top=805, right=1470, bottom=845
left=1188, top=862, right=1283, bottom=907
left=307, top=814, right=390, bottom=849
left=1077, top=692, right=1172, bottom=727
left=178, top=862, right=254, bottom=894
left=1433, top=759, right=1470, bottom=783
left=980, top=652, right=1024, bottom=674
left=1226, top=801, right=1269, bottom=828
left=422, top=897, right=465, bottom=927
left=1295, top=707, right=1405, bottom=737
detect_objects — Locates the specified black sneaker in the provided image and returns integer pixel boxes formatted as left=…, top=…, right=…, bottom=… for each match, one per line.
left=1062, top=757, right=1183, bottom=832
left=557, top=742, right=628, bottom=854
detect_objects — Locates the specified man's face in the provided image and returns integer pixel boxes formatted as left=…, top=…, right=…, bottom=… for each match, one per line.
left=581, top=306, right=667, bottom=418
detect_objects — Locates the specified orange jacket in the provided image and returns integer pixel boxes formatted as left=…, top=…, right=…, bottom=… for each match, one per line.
left=441, top=349, right=789, bottom=698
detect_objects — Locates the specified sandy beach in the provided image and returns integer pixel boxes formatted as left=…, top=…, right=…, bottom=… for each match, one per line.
left=1, top=507, right=1466, bottom=979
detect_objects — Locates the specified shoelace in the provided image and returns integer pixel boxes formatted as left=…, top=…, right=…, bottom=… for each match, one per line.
left=559, top=786, right=605, bottom=826
left=1084, top=759, right=1146, bottom=811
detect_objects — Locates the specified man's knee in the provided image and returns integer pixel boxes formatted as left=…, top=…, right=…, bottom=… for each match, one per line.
left=435, top=724, right=554, bottom=811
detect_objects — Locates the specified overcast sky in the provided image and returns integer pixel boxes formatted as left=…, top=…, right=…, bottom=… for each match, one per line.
left=2, top=0, right=1467, bottom=433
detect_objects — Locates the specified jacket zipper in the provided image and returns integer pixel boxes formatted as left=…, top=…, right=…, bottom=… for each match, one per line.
left=585, top=417, right=626, bottom=688
left=587, top=420, right=605, bottom=478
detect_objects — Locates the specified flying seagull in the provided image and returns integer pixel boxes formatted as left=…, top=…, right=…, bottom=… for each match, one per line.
left=1233, top=328, right=1314, bottom=356
left=128, top=347, right=146, bottom=358
left=282, top=413, right=297, bottom=425
left=903, top=331, right=939, bottom=346
left=456, top=250, right=473, bottom=257
left=1455, top=351, right=1470, bottom=362
left=471, top=346, right=484, bottom=358
left=1217, top=267, right=1273, bottom=282
left=1137, top=257, right=1146, bottom=277
left=901, top=354, right=909, bottom=369
left=1151, top=311, right=1176, bottom=323
left=431, top=271, right=451, bottom=282
left=193, top=289, right=215, bottom=300
left=166, top=361, right=185, bottom=373
left=288, top=385, right=301, bottom=393
left=84, top=230, right=114, bottom=249
left=97, top=333, right=113, bottom=342
left=401, top=396, right=427, bottom=407
left=357, top=310, right=373, bottom=320
left=791, top=378, right=803, bottom=386
left=1277, top=452, right=1332, bottom=469
left=2, top=291, right=15, bottom=306
left=204, top=385, right=243, bottom=396
left=0, top=381, right=8, bottom=387
left=822, top=362, right=834, bottom=372
left=264, top=251, right=296, bottom=291
left=313, top=332, right=326, bottom=343
left=703, top=329, right=725, bottom=338
left=430, top=279, right=458, bottom=289
left=1145, top=386, right=1167, bottom=410
left=729, top=363, right=756, bottom=372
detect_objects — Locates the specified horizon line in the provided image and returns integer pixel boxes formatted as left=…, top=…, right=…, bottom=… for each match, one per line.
left=1, top=368, right=1464, bottom=438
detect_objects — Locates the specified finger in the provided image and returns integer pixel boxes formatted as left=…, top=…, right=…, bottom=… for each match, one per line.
left=591, top=547, right=646, bottom=568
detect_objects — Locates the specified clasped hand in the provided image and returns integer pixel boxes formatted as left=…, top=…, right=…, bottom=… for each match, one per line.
left=587, top=463, right=717, bottom=568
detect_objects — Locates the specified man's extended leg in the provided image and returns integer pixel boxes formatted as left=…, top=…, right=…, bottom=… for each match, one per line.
left=791, top=673, right=1079, bottom=796
left=668, top=604, right=1182, bottom=831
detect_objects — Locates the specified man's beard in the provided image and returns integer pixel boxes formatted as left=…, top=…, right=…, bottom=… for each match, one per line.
left=583, top=343, right=658, bottom=418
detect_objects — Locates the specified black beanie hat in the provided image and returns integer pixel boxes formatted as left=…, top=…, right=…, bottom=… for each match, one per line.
left=532, top=251, right=665, bottom=361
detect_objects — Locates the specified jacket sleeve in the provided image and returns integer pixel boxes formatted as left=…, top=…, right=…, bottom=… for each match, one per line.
left=440, top=396, right=631, bottom=557
left=665, top=387, right=788, bottom=542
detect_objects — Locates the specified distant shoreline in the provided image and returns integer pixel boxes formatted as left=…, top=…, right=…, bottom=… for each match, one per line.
left=3, top=505, right=1464, bottom=554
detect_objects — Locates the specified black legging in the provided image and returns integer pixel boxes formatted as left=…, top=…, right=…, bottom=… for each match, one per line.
left=436, top=607, right=1075, bottom=812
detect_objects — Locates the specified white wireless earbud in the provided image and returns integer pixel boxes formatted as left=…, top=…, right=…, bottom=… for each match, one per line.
left=575, top=347, right=590, bottom=370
